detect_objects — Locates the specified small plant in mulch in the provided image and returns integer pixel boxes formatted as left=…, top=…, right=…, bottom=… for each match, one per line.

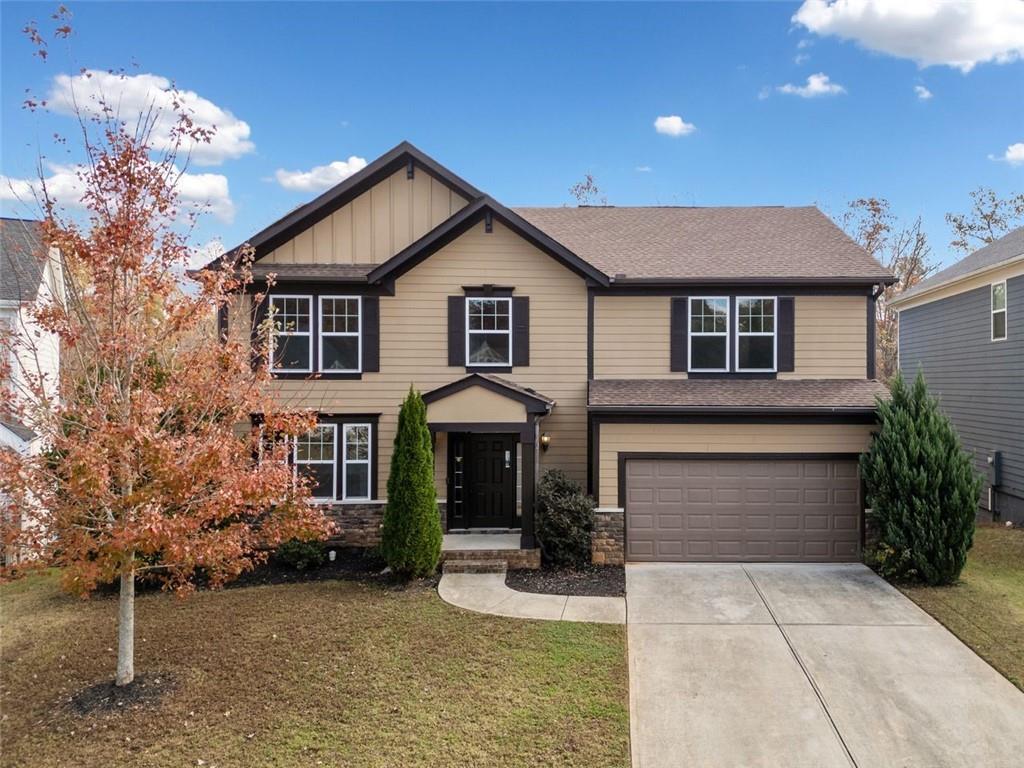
left=65, top=673, right=174, bottom=717
left=535, top=470, right=595, bottom=567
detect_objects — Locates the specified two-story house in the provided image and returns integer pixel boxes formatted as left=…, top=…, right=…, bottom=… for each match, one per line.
left=207, top=143, right=892, bottom=565
left=891, top=227, right=1023, bottom=526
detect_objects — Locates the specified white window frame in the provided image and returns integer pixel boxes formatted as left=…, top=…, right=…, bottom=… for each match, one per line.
left=465, top=296, right=513, bottom=367
left=687, top=296, right=730, bottom=373
left=294, top=423, right=337, bottom=503
left=736, top=296, right=778, bottom=373
left=342, top=423, right=372, bottom=502
left=991, top=281, right=1007, bottom=342
left=268, top=294, right=313, bottom=374
left=318, top=295, right=362, bottom=373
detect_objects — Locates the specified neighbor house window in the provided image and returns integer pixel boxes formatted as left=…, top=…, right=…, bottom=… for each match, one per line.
left=319, top=296, right=361, bottom=372
left=342, top=424, right=371, bottom=500
left=688, top=297, right=729, bottom=371
left=466, top=297, right=511, bottom=366
left=737, top=297, right=776, bottom=371
left=269, top=295, right=312, bottom=372
left=992, top=282, right=1007, bottom=341
left=294, top=424, right=336, bottom=501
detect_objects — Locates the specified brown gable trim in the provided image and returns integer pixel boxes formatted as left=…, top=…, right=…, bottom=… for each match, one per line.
left=208, top=142, right=484, bottom=269
left=608, top=276, right=896, bottom=286
left=421, top=373, right=554, bottom=414
left=593, top=283, right=879, bottom=296
left=365, top=197, right=611, bottom=287
left=588, top=406, right=878, bottom=419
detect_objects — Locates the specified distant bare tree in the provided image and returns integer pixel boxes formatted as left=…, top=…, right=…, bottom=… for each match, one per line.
left=945, top=187, right=1024, bottom=254
left=842, top=198, right=937, bottom=382
left=569, top=174, right=606, bottom=206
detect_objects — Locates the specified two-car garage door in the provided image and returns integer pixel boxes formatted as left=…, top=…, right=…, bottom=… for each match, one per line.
left=624, top=457, right=861, bottom=562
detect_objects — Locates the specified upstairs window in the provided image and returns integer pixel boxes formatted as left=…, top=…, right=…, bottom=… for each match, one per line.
left=688, top=297, right=729, bottom=371
left=294, top=424, right=336, bottom=501
left=737, top=297, right=776, bottom=371
left=320, top=296, right=361, bottom=372
left=269, top=295, right=312, bottom=372
left=992, top=281, right=1007, bottom=341
left=466, top=297, right=511, bottom=366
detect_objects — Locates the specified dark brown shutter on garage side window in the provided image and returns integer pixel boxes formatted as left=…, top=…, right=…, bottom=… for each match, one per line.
left=512, top=296, right=529, bottom=367
left=362, top=296, right=380, bottom=372
left=778, top=296, right=795, bottom=372
left=448, top=296, right=465, bottom=367
left=670, top=296, right=689, bottom=372
left=217, top=303, right=229, bottom=343
left=251, top=295, right=268, bottom=370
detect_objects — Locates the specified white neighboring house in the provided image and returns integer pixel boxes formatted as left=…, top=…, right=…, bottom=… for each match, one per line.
left=1, top=217, right=63, bottom=457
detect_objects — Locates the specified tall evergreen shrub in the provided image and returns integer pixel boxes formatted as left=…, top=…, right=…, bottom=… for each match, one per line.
left=860, top=372, right=981, bottom=585
left=381, top=387, right=441, bottom=577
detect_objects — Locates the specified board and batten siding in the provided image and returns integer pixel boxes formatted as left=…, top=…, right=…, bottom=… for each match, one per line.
left=597, top=421, right=876, bottom=505
left=899, top=273, right=1024, bottom=519
left=261, top=168, right=468, bottom=266
left=246, top=219, right=589, bottom=498
left=592, top=294, right=866, bottom=379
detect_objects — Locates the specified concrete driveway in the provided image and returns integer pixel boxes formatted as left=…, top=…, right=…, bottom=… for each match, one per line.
left=627, top=563, right=1024, bottom=768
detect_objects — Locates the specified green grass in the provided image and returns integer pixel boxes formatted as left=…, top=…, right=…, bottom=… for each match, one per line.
left=1, top=573, right=629, bottom=767
left=899, top=525, right=1024, bottom=691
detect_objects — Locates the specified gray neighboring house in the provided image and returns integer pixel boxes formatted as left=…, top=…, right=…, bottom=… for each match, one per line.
left=891, top=227, right=1024, bottom=524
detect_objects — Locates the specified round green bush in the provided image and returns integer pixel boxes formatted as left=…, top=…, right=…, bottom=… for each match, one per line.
left=535, top=469, right=595, bottom=567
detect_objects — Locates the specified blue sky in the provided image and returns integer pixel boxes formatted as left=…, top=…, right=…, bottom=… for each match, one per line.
left=2, top=1, right=1022, bottom=269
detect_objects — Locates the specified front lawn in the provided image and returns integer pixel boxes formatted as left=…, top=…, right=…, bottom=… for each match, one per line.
left=899, top=525, right=1024, bottom=691
left=1, top=572, right=629, bottom=767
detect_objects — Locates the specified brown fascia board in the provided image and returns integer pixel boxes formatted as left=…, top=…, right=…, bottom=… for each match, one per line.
left=365, top=196, right=611, bottom=287
left=587, top=405, right=879, bottom=416
left=203, top=141, right=486, bottom=272
left=606, top=275, right=897, bottom=287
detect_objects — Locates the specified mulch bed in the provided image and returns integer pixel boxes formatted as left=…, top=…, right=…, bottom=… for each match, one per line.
left=505, top=563, right=625, bottom=597
left=66, top=673, right=175, bottom=716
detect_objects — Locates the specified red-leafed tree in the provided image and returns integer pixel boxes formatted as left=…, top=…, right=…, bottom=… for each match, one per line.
left=0, top=13, right=330, bottom=687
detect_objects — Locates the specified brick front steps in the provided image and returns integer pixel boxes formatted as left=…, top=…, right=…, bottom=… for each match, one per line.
left=441, top=548, right=541, bottom=570
left=442, top=559, right=508, bottom=575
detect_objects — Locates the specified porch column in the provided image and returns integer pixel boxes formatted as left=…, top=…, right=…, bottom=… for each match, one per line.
left=520, top=424, right=537, bottom=549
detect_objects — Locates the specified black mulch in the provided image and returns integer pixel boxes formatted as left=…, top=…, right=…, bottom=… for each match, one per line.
left=505, top=564, right=625, bottom=597
left=66, top=673, right=174, bottom=716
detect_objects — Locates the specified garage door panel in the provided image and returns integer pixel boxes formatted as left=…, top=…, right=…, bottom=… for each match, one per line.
left=625, top=458, right=861, bottom=563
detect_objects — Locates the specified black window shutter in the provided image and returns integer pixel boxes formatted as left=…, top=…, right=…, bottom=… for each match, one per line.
left=250, top=295, right=268, bottom=370
left=448, top=296, right=465, bottom=367
left=778, top=296, right=795, bottom=372
left=512, top=296, right=530, bottom=367
left=670, top=296, right=688, bottom=372
left=217, top=303, right=229, bottom=343
left=362, top=296, right=380, bottom=372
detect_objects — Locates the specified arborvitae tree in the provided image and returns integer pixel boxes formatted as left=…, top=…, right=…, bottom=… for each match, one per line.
left=381, top=387, right=441, bottom=577
left=860, top=372, right=981, bottom=585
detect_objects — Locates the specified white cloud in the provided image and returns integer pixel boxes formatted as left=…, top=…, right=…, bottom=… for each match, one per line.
left=635, top=166, right=652, bottom=173
left=914, top=84, right=933, bottom=100
left=189, top=238, right=225, bottom=271
left=797, top=38, right=814, bottom=49
left=0, top=162, right=235, bottom=223
left=795, top=53, right=811, bottom=64
left=993, top=143, right=1024, bottom=166
left=793, top=0, right=1024, bottom=73
left=47, top=70, right=254, bottom=165
left=777, top=72, right=846, bottom=97
left=654, top=115, right=697, bottom=137
left=274, top=156, right=369, bottom=192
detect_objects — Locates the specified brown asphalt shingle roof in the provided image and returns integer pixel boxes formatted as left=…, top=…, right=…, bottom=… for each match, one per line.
left=1, top=218, right=47, bottom=303
left=588, top=378, right=888, bottom=411
left=513, top=206, right=892, bottom=282
left=250, top=263, right=376, bottom=281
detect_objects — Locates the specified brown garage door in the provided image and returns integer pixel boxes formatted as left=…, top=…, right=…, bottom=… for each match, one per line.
left=625, top=457, right=861, bottom=562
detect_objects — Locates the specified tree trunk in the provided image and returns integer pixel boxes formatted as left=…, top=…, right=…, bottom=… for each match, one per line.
left=115, top=565, right=135, bottom=686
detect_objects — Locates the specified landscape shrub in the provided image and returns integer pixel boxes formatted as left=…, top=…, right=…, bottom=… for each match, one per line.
left=380, top=387, right=442, bottom=577
left=276, top=539, right=325, bottom=571
left=535, top=469, right=595, bottom=567
left=860, top=372, right=981, bottom=585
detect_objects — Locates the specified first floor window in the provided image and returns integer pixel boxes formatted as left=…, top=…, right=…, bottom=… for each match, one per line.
left=343, top=424, right=371, bottom=500
left=737, top=297, right=776, bottom=371
left=689, top=297, right=729, bottom=371
left=992, top=281, right=1007, bottom=341
left=320, top=296, right=361, bottom=371
left=295, top=424, right=336, bottom=501
left=466, top=297, right=511, bottom=365
left=270, top=295, right=312, bottom=372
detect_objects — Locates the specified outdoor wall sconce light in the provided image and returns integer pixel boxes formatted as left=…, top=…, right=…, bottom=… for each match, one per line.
left=540, top=433, right=551, bottom=451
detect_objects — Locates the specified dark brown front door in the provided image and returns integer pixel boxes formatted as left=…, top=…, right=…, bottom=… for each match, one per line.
left=449, top=433, right=517, bottom=529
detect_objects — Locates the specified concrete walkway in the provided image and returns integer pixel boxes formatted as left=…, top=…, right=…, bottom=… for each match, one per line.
left=438, top=572, right=625, bottom=624
left=627, top=563, right=1024, bottom=768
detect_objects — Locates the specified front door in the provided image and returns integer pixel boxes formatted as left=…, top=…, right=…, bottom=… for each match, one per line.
left=448, top=433, right=517, bottom=529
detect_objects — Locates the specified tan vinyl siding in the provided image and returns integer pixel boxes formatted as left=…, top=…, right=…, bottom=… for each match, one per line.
left=251, top=220, right=589, bottom=496
left=425, top=386, right=528, bottom=423
left=593, top=295, right=678, bottom=379
left=779, top=295, right=867, bottom=380
left=597, top=421, right=875, bottom=503
left=261, top=168, right=468, bottom=266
